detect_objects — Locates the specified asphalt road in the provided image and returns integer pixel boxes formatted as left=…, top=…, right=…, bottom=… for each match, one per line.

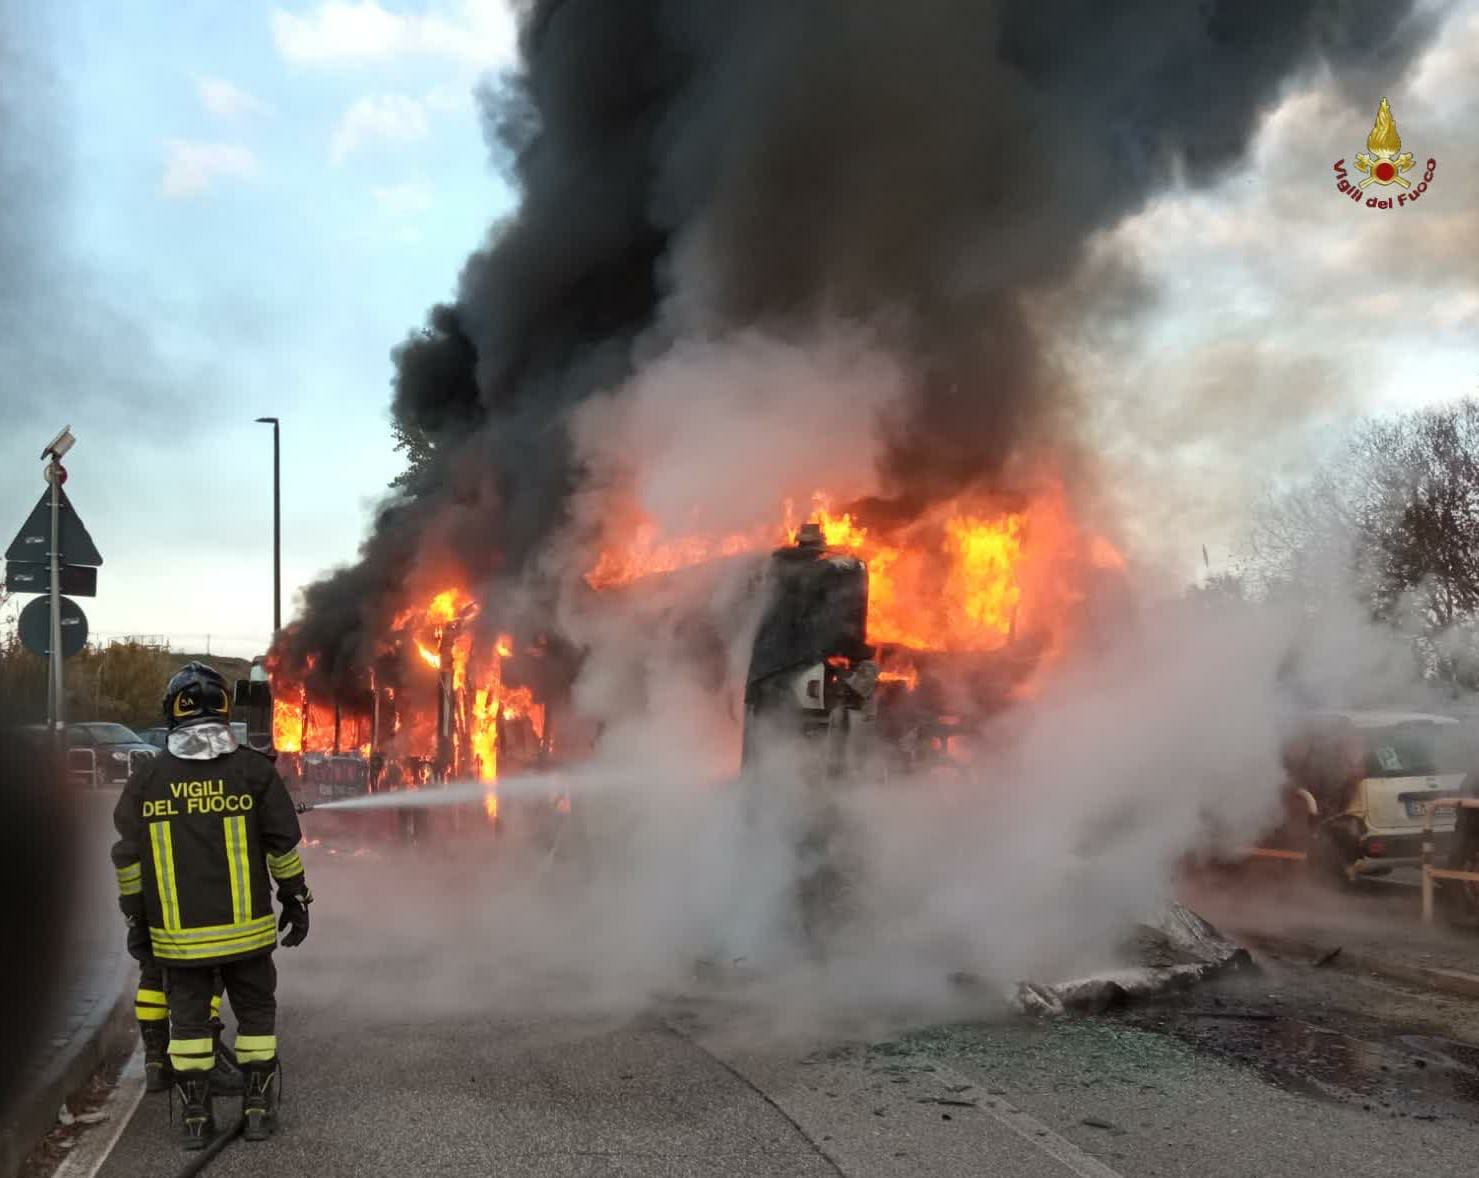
left=83, top=832, right=1479, bottom=1177
left=91, top=979, right=1479, bottom=1177
left=91, top=966, right=1479, bottom=1175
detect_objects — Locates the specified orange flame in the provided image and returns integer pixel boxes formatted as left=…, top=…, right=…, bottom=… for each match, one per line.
left=584, top=525, right=771, bottom=589
left=587, top=483, right=1123, bottom=671
left=272, top=683, right=305, bottom=753
left=798, top=504, right=1025, bottom=652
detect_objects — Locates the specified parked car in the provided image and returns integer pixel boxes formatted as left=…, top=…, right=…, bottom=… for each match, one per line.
left=1281, top=710, right=1469, bottom=880
left=63, top=722, right=158, bottom=788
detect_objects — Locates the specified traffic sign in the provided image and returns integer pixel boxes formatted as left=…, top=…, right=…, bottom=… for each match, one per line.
left=5, top=487, right=103, bottom=566
left=18, top=595, right=89, bottom=659
left=4, top=562, right=97, bottom=597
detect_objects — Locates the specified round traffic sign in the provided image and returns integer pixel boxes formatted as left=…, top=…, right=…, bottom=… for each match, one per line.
left=44, top=463, right=68, bottom=485
left=18, top=594, right=88, bottom=658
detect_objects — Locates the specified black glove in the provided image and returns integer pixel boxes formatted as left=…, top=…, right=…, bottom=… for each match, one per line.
left=126, top=920, right=154, bottom=964
left=277, top=889, right=311, bottom=948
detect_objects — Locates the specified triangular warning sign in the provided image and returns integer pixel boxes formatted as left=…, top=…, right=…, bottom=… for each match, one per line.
left=5, top=487, right=103, bottom=566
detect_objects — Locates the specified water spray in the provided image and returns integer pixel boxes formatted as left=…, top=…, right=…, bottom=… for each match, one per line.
left=291, top=769, right=653, bottom=815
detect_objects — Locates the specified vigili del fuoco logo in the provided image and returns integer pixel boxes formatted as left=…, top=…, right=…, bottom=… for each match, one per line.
left=1333, top=97, right=1436, bottom=210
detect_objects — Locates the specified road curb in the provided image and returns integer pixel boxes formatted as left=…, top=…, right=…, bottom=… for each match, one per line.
left=1237, top=929, right=1479, bottom=1002
left=0, top=950, right=136, bottom=1178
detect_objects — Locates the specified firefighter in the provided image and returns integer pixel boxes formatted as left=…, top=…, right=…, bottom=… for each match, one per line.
left=112, top=662, right=312, bottom=1149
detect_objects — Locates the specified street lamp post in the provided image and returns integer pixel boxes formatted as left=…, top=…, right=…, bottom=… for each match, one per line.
left=254, top=417, right=281, bottom=638
left=41, top=426, right=75, bottom=733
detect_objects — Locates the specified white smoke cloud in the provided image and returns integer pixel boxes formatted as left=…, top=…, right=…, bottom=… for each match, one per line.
left=298, top=591, right=1325, bottom=1041
left=569, top=326, right=911, bottom=540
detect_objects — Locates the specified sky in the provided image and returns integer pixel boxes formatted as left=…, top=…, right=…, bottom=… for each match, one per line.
left=2, top=0, right=1478, bottom=658
left=1, top=1, right=515, bottom=657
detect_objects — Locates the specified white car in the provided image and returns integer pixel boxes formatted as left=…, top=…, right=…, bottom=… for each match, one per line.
left=1285, top=710, right=1469, bottom=878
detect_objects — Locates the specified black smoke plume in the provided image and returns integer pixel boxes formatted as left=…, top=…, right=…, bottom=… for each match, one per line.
left=283, top=0, right=1434, bottom=685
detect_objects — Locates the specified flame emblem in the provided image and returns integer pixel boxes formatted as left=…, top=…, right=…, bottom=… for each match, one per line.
left=1354, top=97, right=1415, bottom=188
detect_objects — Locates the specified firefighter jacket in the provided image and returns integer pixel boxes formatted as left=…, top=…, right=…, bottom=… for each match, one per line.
left=112, top=744, right=307, bottom=966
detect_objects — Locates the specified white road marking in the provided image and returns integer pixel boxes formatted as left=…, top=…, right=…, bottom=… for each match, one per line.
left=52, top=1047, right=147, bottom=1178
left=929, top=1061, right=1129, bottom=1178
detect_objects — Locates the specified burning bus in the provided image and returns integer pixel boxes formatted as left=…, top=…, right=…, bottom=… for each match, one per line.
left=267, top=590, right=561, bottom=825
left=264, top=480, right=1128, bottom=823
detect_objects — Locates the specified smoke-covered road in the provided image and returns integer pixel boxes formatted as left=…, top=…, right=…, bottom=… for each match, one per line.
left=90, top=954, right=1479, bottom=1177
left=44, top=793, right=1476, bottom=1178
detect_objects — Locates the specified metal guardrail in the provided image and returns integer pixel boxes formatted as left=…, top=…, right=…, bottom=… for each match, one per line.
left=65, top=747, right=96, bottom=788
left=1421, top=797, right=1479, bottom=925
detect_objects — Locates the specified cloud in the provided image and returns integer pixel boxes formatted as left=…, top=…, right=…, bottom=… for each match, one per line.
left=270, top=0, right=515, bottom=69
left=196, top=76, right=270, bottom=119
left=1045, top=0, right=1479, bottom=584
left=373, top=177, right=434, bottom=217
left=330, top=93, right=429, bottom=164
left=159, top=141, right=260, bottom=198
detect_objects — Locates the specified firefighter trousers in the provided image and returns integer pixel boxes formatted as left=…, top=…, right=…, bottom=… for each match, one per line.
left=137, top=960, right=222, bottom=1033
left=165, top=955, right=278, bottom=1073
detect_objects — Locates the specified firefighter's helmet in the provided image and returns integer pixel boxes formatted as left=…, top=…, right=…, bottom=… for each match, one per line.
left=163, top=662, right=232, bottom=729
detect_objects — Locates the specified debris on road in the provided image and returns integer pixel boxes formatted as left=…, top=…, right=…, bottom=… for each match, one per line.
left=1009, top=903, right=1253, bottom=1017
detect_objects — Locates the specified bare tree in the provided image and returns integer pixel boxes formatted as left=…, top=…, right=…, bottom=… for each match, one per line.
left=1349, top=402, right=1479, bottom=632
left=1246, top=398, right=1479, bottom=686
left=1246, top=469, right=1357, bottom=603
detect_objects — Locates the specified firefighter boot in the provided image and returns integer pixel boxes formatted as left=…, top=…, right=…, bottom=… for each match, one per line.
left=140, top=1023, right=172, bottom=1094
left=241, top=1060, right=281, bottom=1142
left=174, top=1074, right=216, bottom=1151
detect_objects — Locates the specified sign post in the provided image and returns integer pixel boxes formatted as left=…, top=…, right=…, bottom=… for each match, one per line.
left=48, top=452, right=63, bottom=728
left=5, top=427, right=103, bottom=736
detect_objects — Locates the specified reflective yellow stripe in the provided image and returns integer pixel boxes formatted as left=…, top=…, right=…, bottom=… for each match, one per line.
left=150, top=916, right=277, bottom=961
left=267, top=849, right=303, bottom=880
left=224, top=815, right=250, bottom=925
left=153, top=927, right=278, bottom=962
left=149, top=822, right=180, bottom=931
left=235, top=1033, right=277, bottom=1063
left=149, top=915, right=276, bottom=944
left=210, top=995, right=222, bottom=1018
left=116, top=863, right=142, bottom=896
left=225, top=818, right=242, bottom=924
left=168, top=1037, right=215, bottom=1072
left=136, top=985, right=169, bottom=1021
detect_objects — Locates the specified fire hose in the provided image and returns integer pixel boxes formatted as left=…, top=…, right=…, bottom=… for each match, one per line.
left=169, top=1116, right=244, bottom=1178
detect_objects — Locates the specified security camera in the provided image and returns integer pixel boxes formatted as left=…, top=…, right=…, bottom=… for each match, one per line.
left=41, top=426, right=75, bottom=460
